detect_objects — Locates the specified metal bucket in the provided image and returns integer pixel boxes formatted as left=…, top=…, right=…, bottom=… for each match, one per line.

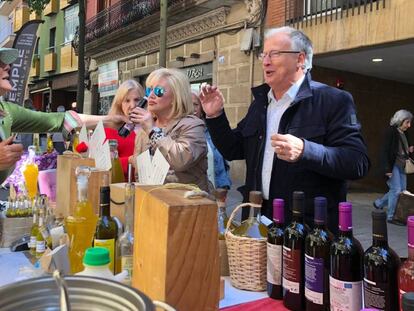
left=0, top=274, right=173, bottom=311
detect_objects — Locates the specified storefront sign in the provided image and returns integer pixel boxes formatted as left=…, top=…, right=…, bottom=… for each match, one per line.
left=184, top=63, right=212, bottom=83
left=98, top=61, right=118, bottom=98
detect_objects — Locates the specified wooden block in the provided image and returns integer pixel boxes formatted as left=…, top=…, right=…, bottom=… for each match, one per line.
left=220, top=277, right=225, bottom=300
left=110, top=182, right=128, bottom=224
left=133, top=186, right=220, bottom=311
left=0, top=217, right=33, bottom=247
left=55, top=155, right=110, bottom=218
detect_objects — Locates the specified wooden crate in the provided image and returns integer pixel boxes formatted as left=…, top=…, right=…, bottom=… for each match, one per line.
left=133, top=186, right=220, bottom=311
left=109, top=183, right=128, bottom=224
left=55, top=155, right=110, bottom=218
left=0, top=217, right=33, bottom=247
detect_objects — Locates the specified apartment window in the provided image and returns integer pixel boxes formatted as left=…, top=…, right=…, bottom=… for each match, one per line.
left=49, top=27, right=56, bottom=52
left=64, top=4, right=79, bottom=43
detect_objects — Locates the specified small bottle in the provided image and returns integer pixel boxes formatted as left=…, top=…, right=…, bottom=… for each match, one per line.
left=46, top=133, right=54, bottom=153
left=330, top=202, right=363, bottom=311
left=29, top=206, right=39, bottom=255
left=116, top=180, right=135, bottom=284
left=399, top=216, right=414, bottom=310
left=267, top=198, right=285, bottom=300
left=305, top=197, right=333, bottom=311
left=33, top=133, right=41, bottom=155
left=402, top=292, right=414, bottom=311
left=5, top=197, right=16, bottom=218
left=118, top=97, right=148, bottom=138
left=22, top=145, right=39, bottom=200
left=76, top=247, right=115, bottom=280
left=94, top=186, right=118, bottom=273
left=215, top=188, right=234, bottom=240
left=109, top=139, right=125, bottom=183
left=231, top=191, right=266, bottom=238
left=35, top=211, right=46, bottom=258
left=72, top=131, right=80, bottom=153
left=283, top=191, right=309, bottom=311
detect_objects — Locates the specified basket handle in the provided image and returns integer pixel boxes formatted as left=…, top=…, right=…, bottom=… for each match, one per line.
left=153, top=300, right=176, bottom=311
left=225, top=202, right=262, bottom=232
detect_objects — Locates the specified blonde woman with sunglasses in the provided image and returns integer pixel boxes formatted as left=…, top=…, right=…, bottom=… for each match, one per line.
left=129, top=68, right=209, bottom=191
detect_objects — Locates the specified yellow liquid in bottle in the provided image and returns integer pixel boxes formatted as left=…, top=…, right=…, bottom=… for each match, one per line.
left=23, top=164, right=39, bottom=200
left=65, top=201, right=98, bottom=274
left=46, top=135, right=54, bottom=153
left=111, top=158, right=125, bottom=183
left=72, top=134, right=79, bottom=153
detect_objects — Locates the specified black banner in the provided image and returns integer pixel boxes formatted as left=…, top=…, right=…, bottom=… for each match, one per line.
left=6, top=20, right=43, bottom=105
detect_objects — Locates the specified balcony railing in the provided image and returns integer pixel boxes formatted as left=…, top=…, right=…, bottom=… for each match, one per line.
left=85, top=0, right=184, bottom=43
left=286, top=0, right=386, bottom=27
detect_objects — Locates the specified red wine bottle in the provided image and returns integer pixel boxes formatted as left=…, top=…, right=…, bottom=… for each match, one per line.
left=363, top=210, right=400, bottom=311
left=399, top=217, right=414, bottom=311
left=305, top=197, right=333, bottom=311
left=283, top=191, right=309, bottom=311
left=330, top=202, right=363, bottom=311
left=267, top=198, right=284, bottom=300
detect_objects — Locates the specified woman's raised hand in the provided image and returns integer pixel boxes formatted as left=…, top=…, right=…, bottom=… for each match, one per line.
left=129, top=107, right=153, bottom=134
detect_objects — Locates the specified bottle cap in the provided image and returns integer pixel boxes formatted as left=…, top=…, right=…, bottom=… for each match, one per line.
left=338, top=202, right=352, bottom=231
left=272, top=199, right=284, bottom=223
left=402, top=292, right=414, bottom=311
left=100, top=186, right=110, bottom=206
left=249, top=191, right=263, bottom=205
left=314, top=197, right=327, bottom=224
left=83, top=247, right=110, bottom=266
left=214, top=188, right=228, bottom=201
left=408, top=216, right=414, bottom=247
left=292, top=191, right=305, bottom=214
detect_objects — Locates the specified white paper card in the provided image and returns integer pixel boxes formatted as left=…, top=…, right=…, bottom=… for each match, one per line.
left=79, top=124, right=88, bottom=144
left=137, top=150, right=152, bottom=184
left=94, top=140, right=111, bottom=171
left=150, top=149, right=170, bottom=185
left=89, top=120, right=106, bottom=159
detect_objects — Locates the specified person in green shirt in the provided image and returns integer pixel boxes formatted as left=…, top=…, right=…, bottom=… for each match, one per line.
left=0, top=47, right=127, bottom=183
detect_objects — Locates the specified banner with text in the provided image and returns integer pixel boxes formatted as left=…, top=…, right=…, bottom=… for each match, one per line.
left=6, top=20, right=43, bottom=105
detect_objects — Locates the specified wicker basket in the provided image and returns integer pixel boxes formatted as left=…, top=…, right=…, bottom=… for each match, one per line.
left=225, top=203, right=267, bottom=291
left=0, top=217, right=33, bottom=247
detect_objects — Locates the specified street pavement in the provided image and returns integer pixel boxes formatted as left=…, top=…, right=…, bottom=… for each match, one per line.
left=225, top=187, right=408, bottom=258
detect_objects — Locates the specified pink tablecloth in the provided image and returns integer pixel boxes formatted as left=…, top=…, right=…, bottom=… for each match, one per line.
left=220, top=298, right=289, bottom=311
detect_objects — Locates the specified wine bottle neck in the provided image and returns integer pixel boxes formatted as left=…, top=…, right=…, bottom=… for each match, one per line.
left=314, top=222, right=326, bottom=230
left=408, top=246, right=414, bottom=260
left=338, top=229, right=353, bottom=238
left=100, top=204, right=110, bottom=217
left=292, top=212, right=303, bottom=222
left=124, top=184, right=135, bottom=231
left=372, top=237, right=388, bottom=247
left=77, top=184, right=88, bottom=202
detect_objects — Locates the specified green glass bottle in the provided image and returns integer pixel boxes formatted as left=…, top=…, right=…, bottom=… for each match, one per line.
left=109, top=139, right=125, bottom=183
left=94, top=186, right=118, bottom=273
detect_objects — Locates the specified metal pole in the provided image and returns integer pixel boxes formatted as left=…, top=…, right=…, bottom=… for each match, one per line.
left=159, top=0, right=167, bottom=68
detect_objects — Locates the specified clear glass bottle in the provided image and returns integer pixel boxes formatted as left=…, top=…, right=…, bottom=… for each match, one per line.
left=215, top=188, right=236, bottom=240
left=94, top=186, right=118, bottom=274
left=109, top=139, right=125, bottom=183
left=65, top=166, right=98, bottom=274
left=46, top=133, right=54, bottom=153
left=35, top=211, right=46, bottom=258
left=29, top=205, right=39, bottom=255
left=22, top=145, right=39, bottom=200
left=33, top=133, right=41, bottom=155
left=116, top=181, right=135, bottom=284
left=231, top=191, right=267, bottom=238
left=72, top=131, right=80, bottom=153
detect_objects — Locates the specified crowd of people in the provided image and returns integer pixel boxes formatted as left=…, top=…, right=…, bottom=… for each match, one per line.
left=0, top=25, right=412, bottom=229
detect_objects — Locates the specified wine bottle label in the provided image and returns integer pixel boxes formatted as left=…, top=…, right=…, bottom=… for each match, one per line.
left=363, top=278, right=387, bottom=310
left=121, top=255, right=133, bottom=283
left=304, top=254, right=324, bottom=305
left=282, top=246, right=301, bottom=294
left=329, top=276, right=362, bottom=311
left=267, top=242, right=282, bottom=285
left=94, top=239, right=115, bottom=273
left=29, top=236, right=36, bottom=248
left=36, top=240, right=45, bottom=253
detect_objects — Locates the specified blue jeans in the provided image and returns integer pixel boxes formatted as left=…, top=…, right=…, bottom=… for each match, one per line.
left=375, top=165, right=407, bottom=220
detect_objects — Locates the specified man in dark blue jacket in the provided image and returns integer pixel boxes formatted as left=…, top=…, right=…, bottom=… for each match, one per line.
left=200, top=27, right=369, bottom=234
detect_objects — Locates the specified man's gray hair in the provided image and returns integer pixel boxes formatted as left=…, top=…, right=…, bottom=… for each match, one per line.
left=264, top=26, right=313, bottom=72
left=390, top=109, right=413, bottom=127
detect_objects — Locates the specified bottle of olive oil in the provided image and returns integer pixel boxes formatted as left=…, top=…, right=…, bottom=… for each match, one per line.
left=232, top=191, right=267, bottom=238
left=94, top=186, right=118, bottom=273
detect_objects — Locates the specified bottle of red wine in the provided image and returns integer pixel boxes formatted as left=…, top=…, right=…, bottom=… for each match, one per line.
left=305, top=197, right=333, bottom=311
left=330, top=202, right=363, bottom=311
left=399, top=217, right=414, bottom=310
left=283, top=191, right=309, bottom=311
left=267, top=198, right=285, bottom=300
left=363, top=210, right=401, bottom=311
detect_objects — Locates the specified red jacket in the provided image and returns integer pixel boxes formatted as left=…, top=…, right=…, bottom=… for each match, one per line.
left=104, top=127, right=136, bottom=180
